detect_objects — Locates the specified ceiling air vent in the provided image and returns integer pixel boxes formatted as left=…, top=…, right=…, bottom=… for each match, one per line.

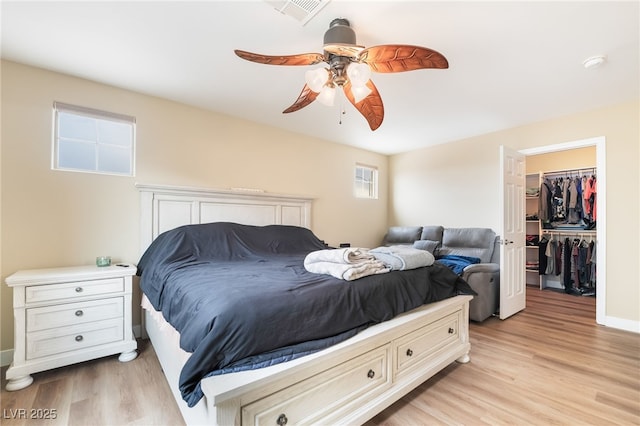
left=264, top=0, right=331, bottom=25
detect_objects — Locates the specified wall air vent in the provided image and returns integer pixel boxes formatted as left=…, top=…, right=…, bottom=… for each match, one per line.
left=264, top=0, right=331, bottom=25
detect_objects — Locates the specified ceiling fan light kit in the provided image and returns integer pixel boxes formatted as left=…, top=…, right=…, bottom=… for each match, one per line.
left=234, top=18, right=449, bottom=130
left=305, top=68, right=330, bottom=92
left=316, top=85, right=337, bottom=106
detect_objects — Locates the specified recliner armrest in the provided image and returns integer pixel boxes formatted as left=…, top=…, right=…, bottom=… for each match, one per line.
left=462, top=262, right=500, bottom=275
left=461, top=262, right=500, bottom=322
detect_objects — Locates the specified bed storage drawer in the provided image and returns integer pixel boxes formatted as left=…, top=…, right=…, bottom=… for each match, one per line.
left=241, top=344, right=391, bottom=426
left=394, top=310, right=461, bottom=377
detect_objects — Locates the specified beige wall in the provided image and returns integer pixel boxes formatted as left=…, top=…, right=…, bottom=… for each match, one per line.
left=0, top=60, right=389, bottom=352
left=526, top=147, right=596, bottom=174
left=390, top=100, right=640, bottom=326
left=2, top=59, right=638, bottom=356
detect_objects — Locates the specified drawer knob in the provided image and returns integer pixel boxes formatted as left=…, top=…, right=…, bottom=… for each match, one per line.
left=75, top=287, right=83, bottom=293
left=406, top=348, right=413, bottom=357
left=367, top=369, right=375, bottom=379
left=276, top=413, right=288, bottom=425
left=448, top=327, right=455, bottom=334
left=75, top=335, right=83, bottom=342
left=75, top=310, right=84, bottom=317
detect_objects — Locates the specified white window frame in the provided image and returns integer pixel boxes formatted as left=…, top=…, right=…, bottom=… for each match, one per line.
left=52, top=102, right=136, bottom=176
left=354, top=163, right=378, bottom=199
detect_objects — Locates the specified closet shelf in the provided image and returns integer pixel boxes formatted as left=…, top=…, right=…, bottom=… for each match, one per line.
left=542, top=229, right=596, bottom=235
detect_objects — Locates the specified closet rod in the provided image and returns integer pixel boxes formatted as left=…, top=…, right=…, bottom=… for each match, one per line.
left=542, top=167, right=596, bottom=178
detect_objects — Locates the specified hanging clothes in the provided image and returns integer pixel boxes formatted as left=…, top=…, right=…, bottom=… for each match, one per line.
left=563, top=237, right=573, bottom=293
left=591, top=177, right=597, bottom=222
left=540, top=232, right=596, bottom=297
left=582, top=176, right=591, bottom=218
left=539, top=179, right=554, bottom=226
left=544, top=235, right=556, bottom=275
left=589, top=240, right=597, bottom=286
left=563, top=178, right=570, bottom=219
left=569, top=238, right=586, bottom=294
left=538, top=236, right=549, bottom=276
left=572, top=239, right=581, bottom=288
left=541, top=169, right=596, bottom=231
left=577, top=239, right=590, bottom=286
left=555, top=239, right=563, bottom=276
left=552, top=178, right=566, bottom=223
left=567, top=178, right=582, bottom=224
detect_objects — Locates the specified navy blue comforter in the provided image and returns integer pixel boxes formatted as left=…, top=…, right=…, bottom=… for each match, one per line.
left=137, top=222, right=475, bottom=407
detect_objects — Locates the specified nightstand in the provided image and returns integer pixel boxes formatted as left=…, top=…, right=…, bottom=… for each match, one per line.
left=4, top=264, right=138, bottom=391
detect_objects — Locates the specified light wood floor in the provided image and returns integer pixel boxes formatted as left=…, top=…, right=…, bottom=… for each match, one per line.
left=1, top=289, right=638, bottom=425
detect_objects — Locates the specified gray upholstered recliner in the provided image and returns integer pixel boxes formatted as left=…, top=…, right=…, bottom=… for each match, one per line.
left=382, top=225, right=500, bottom=322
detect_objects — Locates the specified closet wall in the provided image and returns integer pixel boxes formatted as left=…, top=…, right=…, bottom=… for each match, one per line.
left=526, top=147, right=596, bottom=294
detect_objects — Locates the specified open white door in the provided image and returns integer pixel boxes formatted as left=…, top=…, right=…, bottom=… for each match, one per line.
left=499, top=146, right=526, bottom=319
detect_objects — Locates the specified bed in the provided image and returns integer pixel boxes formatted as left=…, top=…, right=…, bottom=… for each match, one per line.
left=136, top=183, right=474, bottom=426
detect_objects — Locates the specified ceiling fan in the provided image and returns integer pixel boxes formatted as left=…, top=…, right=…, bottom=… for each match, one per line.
left=234, top=18, right=448, bottom=131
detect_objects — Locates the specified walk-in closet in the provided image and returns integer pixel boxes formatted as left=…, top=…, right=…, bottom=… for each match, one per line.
left=525, top=147, right=597, bottom=300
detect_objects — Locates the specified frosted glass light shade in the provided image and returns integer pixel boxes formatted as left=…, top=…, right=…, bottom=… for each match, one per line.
left=316, top=86, right=336, bottom=106
left=346, top=62, right=371, bottom=87
left=305, top=68, right=329, bottom=93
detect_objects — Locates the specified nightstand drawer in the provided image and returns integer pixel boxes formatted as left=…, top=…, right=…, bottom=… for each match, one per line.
left=25, top=277, right=124, bottom=304
left=27, top=297, right=124, bottom=332
left=26, top=318, right=124, bottom=360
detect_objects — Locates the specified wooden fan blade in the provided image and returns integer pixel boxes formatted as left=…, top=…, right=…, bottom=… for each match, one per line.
left=283, top=84, right=319, bottom=114
left=343, top=80, right=384, bottom=131
left=358, top=45, right=448, bottom=73
left=234, top=50, right=325, bottom=66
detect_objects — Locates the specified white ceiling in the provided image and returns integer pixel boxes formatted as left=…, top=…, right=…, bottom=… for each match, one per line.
left=2, top=1, right=638, bottom=155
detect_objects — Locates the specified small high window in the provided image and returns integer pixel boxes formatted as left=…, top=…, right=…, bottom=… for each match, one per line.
left=52, top=102, right=135, bottom=176
left=354, top=164, right=378, bottom=199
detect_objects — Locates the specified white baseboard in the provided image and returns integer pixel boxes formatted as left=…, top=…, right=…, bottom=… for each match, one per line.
left=602, top=315, right=640, bottom=334
left=1, top=325, right=144, bottom=368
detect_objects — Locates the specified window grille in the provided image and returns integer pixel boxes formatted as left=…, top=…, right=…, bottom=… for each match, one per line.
left=355, top=164, right=378, bottom=199
left=52, top=102, right=135, bottom=176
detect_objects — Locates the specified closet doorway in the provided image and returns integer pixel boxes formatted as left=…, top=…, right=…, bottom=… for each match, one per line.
left=520, top=137, right=605, bottom=324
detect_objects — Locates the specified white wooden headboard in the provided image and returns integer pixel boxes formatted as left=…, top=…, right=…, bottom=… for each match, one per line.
left=136, top=183, right=313, bottom=254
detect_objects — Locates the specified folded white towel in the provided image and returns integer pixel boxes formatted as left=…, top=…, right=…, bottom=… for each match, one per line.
left=304, top=259, right=390, bottom=281
left=304, top=248, right=390, bottom=281
left=304, top=247, right=374, bottom=264
left=370, top=245, right=435, bottom=271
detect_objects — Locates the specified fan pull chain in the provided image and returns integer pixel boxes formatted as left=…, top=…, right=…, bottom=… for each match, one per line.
left=338, top=99, right=346, bottom=125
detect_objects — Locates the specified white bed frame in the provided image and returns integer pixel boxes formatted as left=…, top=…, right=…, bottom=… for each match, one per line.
left=137, top=183, right=472, bottom=426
